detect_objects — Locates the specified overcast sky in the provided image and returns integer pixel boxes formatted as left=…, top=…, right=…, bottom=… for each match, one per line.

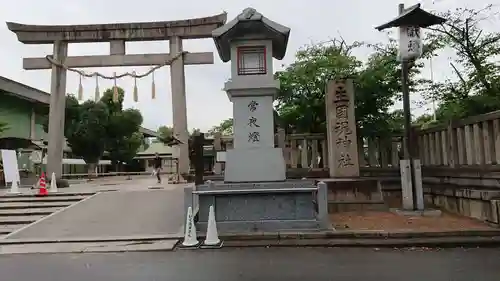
left=0, top=0, right=498, bottom=132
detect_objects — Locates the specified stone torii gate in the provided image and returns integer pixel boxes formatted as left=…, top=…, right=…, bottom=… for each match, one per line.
left=6, top=13, right=227, bottom=179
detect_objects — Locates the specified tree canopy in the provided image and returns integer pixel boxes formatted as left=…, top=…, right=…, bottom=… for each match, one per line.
left=424, top=5, right=500, bottom=122
left=43, top=87, right=144, bottom=175
left=61, top=96, right=109, bottom=166
left=208, top=5, right=500, bottom=135
left=274, top=37, right=432, bottom=136
left=157, top=125, right=202, bottom=142
left=100, top=88, right=144, bottom=169
left=207, top=118, right=233, bottom=136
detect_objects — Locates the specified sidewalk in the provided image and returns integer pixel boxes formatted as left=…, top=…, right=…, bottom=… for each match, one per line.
left=0, top=239, right=178, bottom=254
left=0, top=175, right=193, bottom=196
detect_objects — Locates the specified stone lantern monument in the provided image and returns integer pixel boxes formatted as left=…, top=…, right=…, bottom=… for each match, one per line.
left=190, top=8, right=329, bottom=233
left=213, top=7, right=288, bottom=182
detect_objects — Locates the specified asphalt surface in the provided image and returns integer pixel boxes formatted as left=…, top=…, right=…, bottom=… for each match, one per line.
left=0, top=247, right=499, bottom=281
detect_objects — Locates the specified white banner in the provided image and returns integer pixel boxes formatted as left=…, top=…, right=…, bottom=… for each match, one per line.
left=1, top=150, right=20, bottom=183
left=399, top=26, right=423, bottom=61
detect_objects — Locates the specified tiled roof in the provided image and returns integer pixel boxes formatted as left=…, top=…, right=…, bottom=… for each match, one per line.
left=136, top=142, right=179, bottom=157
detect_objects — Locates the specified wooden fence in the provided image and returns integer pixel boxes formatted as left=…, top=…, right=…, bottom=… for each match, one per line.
left=417, top=110, right=500, bottom=167
left=280, top=133, right=403, bottom=169
left=216, top=131, right=403, bottom=170
left=214, top=110, right=500, bottom=172
left=280, top=110, right=500, bottom=170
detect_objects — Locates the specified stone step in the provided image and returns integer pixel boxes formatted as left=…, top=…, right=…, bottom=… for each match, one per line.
left=0, top=207, right=61, bottom=216
left=0, top=216, right=45, bottom=225
left=0, top=224, right=23, bottom=235
left=0, top=195, right=86, bottom=203
left=0, top=216, right=43, bottom=225
left=0, top=202, right=71, bottom=209
left=0, top=192, right=95, bottom=198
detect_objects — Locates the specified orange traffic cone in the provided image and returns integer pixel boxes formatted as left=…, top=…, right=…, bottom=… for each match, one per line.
left=37, top=172, right=48, bottom=196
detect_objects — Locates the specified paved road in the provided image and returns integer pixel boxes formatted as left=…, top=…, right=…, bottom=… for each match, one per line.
left=0, top=247, right=499, bottom=281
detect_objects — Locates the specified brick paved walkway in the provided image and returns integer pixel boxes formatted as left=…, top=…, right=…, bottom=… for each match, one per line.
left=330, top=211, right=494, bottom=231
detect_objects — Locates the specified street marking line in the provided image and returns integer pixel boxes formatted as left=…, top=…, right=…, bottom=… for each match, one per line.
left=2, top=192, right=99, bottom=239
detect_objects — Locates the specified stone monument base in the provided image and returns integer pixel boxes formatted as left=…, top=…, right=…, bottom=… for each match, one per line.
left=192, top=180, right=330, bottom=233
left=224, top=147, right=286, bottom=182
left=319, top=178, right=387, bottom=213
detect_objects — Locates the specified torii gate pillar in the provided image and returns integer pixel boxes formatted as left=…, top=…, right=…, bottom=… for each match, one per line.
left=6, top=14, right=227, bottom=179
left=170, top=37, right=190, bottom=177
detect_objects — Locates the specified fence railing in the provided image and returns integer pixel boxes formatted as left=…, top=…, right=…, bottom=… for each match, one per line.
left=213, top=110, right=500, bottom=172
left=216, top=131, right=403, bottom=170
left=360, top=135, right=403, bottom=168
left=282, top=133, right=403, bottom=169
left=284, top=133, right=327, bottom=169
left=417, top=110, right=500, bottom=167
left=281, top=109, right=500, bottom=169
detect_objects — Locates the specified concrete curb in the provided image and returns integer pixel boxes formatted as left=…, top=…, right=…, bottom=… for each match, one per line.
left=219, top=236, right=500, bottom=248
left=216, top=229, right=500, bottom=240
left=2, top=229, right=499, bottom=245
left=199, top=230, right=500, bottom=248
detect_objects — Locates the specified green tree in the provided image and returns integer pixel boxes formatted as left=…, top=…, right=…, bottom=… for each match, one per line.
left=157, top=125, right=201, bottom=145
left=156, top=125, right=181, bottom=145
left=275, top=38, right=432, bottom=137
left=100, top=88, right=144, bottom=171
left=43, top=95, right=81, bottom=138
left=208, top=118, right=233, bottom=136
left=107, top=132, right=144, bottom=171
left=276, top=39, right=361, bottom=134
left=63, top=96, right=109, bottom=176
left=157, top=125, right=173, bottom=141
left=191, top=128, right=202, bottom=136
left=425, top=5, right=500, bottom=120
left=44, top=90, right=144, bottom=176
left=413, top=114, right=437, bottom=129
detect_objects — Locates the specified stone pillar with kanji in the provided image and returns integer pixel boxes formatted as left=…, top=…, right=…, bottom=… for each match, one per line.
left=325, top=79, right=360, bottom=177
left=212, top=8, right=289, bottom=183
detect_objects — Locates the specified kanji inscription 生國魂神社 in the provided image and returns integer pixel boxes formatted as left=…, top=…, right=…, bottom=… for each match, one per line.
left=326, top=79, right=360, bottom=177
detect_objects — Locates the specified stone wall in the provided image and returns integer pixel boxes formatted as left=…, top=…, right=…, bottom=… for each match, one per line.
left=423, top=184, right=500, bottom=226
left=314, top=170, right=500, bottom=228
left=378, top=178, right=500, bottom=227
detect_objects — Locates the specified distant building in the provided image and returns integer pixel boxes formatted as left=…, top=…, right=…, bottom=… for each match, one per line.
left=135, top=142, right=179, bottom=175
